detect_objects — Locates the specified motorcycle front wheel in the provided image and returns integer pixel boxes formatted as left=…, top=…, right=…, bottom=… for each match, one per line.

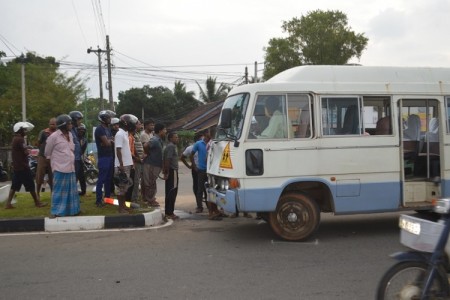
left=85, top=169, right=99, bottom=185
left=376, top=261, right=449, bottom=300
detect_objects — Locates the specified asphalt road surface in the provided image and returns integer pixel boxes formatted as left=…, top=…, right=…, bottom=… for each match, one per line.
left=0, top=164, right=407, bottom=299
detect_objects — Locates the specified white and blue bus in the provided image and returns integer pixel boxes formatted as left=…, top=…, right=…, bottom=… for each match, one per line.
left=206, top=65, right=450, bottom=241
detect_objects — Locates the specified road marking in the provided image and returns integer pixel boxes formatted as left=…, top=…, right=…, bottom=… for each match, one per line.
left=270, top=239, right=319, bottom=245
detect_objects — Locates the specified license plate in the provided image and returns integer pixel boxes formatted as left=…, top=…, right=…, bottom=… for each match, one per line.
left=399, top=218, right=421, bottom=235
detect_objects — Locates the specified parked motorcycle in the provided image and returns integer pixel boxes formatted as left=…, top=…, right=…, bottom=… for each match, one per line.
left=83, top=151, right=98, bottom=185
left=0, top=161, right=8, bottom=182
left=376, top=198, right=450, bottom=299
left=28, top=155, right=38, bottom=179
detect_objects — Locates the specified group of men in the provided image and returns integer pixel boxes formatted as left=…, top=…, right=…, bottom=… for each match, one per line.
left=4, top=112, right=87, bottom=218
left=4, top=109, right=223, bottom=221
left=94, top=111, right=183, bottom=218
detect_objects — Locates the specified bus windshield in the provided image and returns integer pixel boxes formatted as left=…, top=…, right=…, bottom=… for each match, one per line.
left=216, top=93, right=249, bottom=140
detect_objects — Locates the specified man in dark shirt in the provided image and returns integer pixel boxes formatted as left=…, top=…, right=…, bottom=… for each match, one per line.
left=5, top=122, right=47, bottom=209
left=35, top=118, right=56, bottom=199
left=142, top=123, right=166, bottom=207
left=94, top=110, right=115, bottom=207
left=163, top=132, right=179, bottom=220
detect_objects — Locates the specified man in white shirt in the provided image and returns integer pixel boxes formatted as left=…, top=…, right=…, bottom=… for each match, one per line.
left=114, top=114, right=138, bottom=213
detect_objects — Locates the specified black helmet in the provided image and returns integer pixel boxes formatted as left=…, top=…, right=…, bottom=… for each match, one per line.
left=56, top=114, right=72, bottom=129
left=98, top=110, right=116, bottom=124
left=113, top=171, right=131, bottom=187
left=69, top=111, right=83, bottom=125
left=119, top=114, right=138, bottom=132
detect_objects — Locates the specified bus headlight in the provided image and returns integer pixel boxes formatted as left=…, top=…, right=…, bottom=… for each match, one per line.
left=210, top=176, right=240, bottom=192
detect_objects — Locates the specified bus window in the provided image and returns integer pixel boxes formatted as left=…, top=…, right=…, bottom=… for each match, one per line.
left=321, top=97, right=362, bottom=135
left=363, top=96, right=392, bottom=135
left=287, top=94, right=312, bottom=138
left=249, top=95, right=288, bottom=139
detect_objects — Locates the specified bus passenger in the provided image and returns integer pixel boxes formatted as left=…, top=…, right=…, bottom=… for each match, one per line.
left=259, top=96, right=286, bottom=138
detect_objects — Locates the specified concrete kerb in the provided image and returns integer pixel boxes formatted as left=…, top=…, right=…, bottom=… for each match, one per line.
left=0, top=209, right=164, bottom=233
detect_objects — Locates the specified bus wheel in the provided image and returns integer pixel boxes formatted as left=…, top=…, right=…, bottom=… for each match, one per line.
left=268, top=193, right=320, bottom=242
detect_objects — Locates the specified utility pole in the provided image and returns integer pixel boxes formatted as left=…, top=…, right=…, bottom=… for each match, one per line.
left=254, top=61, right=258, bottom=83
left=87, top=46, right=107, bottom=110
left=105, top=35, right=114, bottom=111
left=244, top=66, right=248, bottom=84
left=20, top=54, right=26, bottom=122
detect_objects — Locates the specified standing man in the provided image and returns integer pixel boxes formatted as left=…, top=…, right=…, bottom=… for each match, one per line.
left=142, top=123, right=166, bottom=207
left=45, top=114, right=80, bottom=217
left=140, top=119, right=155, bottom=145
left=69, top=111, right=86, bottom=196
left=4, top=122, right=47, bottom=209
left=180, top=132, right=204, bottom=202
left=163, top=131, right=179, bottom=220
left=131, top=120, right=144, bottom=202
left=114, top=114, right=137, bottom=213
left=35, top=117, right=57, bottom=200
left=190, top=130, right=221, bottom=220
left=94, top=110, right=115, bottom=207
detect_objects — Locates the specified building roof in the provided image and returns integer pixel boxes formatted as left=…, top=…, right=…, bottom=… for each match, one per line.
left=167, top=100, right=224, bottom=132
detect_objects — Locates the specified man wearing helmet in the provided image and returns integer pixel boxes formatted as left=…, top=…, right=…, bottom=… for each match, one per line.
left=94, top=110, right=115, bottom=207
left=4, top=122, right=47, bottom=209
left=45, top=114, right=80, bottom=217
left=114, top=114, right=137, bottom=213
left=69, top=111, right=86, bottom=196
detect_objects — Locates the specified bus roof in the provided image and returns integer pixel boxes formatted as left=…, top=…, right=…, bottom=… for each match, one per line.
left=231, top=65, right=450, bottom=95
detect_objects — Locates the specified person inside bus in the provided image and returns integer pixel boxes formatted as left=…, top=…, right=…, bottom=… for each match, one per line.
left=258, top=96, right=287, bottom=138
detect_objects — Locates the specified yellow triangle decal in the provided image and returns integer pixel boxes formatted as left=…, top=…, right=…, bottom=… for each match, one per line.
left=219, top=142, right=233, bottom=169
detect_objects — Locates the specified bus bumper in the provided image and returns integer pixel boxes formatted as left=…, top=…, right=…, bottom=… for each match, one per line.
left=206, top=185, right=237, bottom=214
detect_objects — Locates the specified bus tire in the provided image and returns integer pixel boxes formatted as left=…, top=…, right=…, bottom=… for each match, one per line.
left=268, top=193, right=320, bottom=242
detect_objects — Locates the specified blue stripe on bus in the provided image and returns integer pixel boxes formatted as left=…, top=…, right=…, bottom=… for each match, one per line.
left=238, top=180, right=450, bottom=213
left=237, top=178, right=450, bottom=213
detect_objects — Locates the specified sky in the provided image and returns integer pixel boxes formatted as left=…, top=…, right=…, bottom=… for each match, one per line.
left=1, top=0, right=450, bottom=102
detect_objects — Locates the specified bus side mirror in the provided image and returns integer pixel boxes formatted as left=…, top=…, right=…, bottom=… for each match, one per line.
left=219, top=108, right=232, bottom=129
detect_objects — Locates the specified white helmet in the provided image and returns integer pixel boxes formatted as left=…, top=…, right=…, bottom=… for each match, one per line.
left=13, top=121, right=34, bottom=133
left=111, top=117, right=120, bottom=125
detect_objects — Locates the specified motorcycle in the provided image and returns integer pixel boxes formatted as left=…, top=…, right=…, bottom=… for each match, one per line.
left=83, top=151, right=98, bottom=185
left=376, top=198, right=450, bottom=299
left=0, top=161, right=8, bottom=182
left=28, top=155, right=38, bottom=179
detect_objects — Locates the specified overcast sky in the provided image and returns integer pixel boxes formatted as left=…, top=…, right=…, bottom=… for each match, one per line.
left=1, top=0, right=449, bottom=101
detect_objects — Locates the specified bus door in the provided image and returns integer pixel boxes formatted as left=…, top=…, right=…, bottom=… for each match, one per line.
left=400, top=98, right=441, bottom=207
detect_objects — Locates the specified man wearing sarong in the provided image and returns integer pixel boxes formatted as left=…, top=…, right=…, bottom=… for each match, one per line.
left=45, top=114, right=80, bottom=217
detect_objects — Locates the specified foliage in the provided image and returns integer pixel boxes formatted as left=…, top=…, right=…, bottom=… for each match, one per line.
left=0, top=192, right=152, bottom=219
left=0, top=52, right=85, bottom=146
left=116, top=82, right=199, bottom=126
left=263, top=9, right=369, bottom=80
left=176, top=129, right=195, bottom=152
left=196, top=77, right=229, bottom=103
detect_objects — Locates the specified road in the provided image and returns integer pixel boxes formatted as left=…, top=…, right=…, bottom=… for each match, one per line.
left=0, top=164, right=407, bottom=299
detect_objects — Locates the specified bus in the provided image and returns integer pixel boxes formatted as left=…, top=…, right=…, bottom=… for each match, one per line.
left=206, top=65, right=450, bottom=241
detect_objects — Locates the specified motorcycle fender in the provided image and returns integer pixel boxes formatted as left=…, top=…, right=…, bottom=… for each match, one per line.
left=390, top=251, right=431, bottom=263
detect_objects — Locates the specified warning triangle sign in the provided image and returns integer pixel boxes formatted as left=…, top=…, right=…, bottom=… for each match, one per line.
left=220, top=142, right=233, bottom=169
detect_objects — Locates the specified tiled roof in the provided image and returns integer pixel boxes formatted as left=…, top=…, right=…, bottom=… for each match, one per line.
left=168, top=100, right=224, bottom=132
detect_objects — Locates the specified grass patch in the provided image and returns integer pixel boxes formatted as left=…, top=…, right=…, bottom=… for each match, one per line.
left=0, top=192, right=153, bottom=219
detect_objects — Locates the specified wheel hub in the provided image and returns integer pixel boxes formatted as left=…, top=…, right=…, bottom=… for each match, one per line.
left=287, top=212, right=298, bottom=223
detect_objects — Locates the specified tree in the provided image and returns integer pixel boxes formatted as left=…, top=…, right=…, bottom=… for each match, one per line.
left=263, top=10, right=369, bottom=80
left=196, top=77, right=229, bottom=103
left=0, top=52, right=85, bottom=146
left=172, top=80, right=200, bottom=118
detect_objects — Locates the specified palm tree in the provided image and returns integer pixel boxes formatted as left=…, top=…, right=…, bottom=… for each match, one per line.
left=196, top=76, right=229, bottom=103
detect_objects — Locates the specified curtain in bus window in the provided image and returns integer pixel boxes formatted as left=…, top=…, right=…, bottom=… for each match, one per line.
left=288, top=94, right=311, bottom=138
